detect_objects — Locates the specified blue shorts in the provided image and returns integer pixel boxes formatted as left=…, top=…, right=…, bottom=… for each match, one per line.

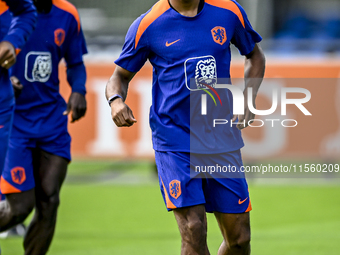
left=0, top=130, right=71, bottom=194
left=0, top=105, right=14, bottom=176
left=155, top=150, right=252, bottom=213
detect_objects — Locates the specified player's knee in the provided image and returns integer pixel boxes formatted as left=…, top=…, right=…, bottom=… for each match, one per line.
left=39, top=193, right=60, bottom=215
left=182, top=218, right=207, bottom=242
left=228, top=231, right=251, bottom=251
left=44, top=194, right=60, bottom=208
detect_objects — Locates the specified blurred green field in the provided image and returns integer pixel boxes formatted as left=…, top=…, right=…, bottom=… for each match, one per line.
left=1, top=160, right=340, bottom=255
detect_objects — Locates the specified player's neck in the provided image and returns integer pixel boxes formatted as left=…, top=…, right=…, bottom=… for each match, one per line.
left=168, top=0, right=203, bottom=17
left=34, top=0, right=53, bottom=14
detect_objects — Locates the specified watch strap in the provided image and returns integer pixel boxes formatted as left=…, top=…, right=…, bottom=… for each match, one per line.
left=108, top=94, right=123, bottom=106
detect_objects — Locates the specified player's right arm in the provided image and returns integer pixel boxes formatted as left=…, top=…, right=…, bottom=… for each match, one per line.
left=105, top=65, right=137, bottom=127
left=106, top=13, right=150, bottom=128
left=0, top=0, right=37, bottom=69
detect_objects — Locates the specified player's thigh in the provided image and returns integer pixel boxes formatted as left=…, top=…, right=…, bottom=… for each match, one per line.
left=0, top=104, right=14, bottom=174
left=1, top=137, right=36, bottom=195
left=214, top=212, right=250, bottom=245
left=155, top=151, right=206, bottom=211
left=5, top=190, right=36, bottom=216
left=34, top=130, right=71, bottom=198
left=33, top=150, right=68, bottom=199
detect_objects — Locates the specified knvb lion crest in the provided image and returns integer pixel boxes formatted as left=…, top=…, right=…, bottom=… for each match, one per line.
left=169, top=180, right=181, bottom=199
left=11, top=167, right=26, bottom=185
left=32, top=55, right=52, bottom=82
left=211, top=26, right=227, bottom=45
left=54, top=28, right=66, bottom=47
left=195, top=57, right=217, bottom=89
left=25, top=52, right=52, bottom=82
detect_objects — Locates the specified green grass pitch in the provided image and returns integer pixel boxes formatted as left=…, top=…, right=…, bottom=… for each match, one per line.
left=1, top=160, right=340, bottom=255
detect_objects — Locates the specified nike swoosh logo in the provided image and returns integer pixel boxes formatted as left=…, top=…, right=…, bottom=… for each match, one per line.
left=166, top=39, right=180, bottom=47
left=238, top=197, right=248, bottom=205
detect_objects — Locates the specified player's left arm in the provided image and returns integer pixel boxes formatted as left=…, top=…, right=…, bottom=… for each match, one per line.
left=233, top=44, right=265, bottom=129
left=62, top=6, right=88, bottom=123
left=63, top=62, right=87, bottom=123
left=230, top=1, right=266, bottom=130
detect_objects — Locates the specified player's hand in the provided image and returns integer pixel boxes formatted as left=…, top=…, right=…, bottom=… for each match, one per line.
left=63, top=92, right=87, bottom=123
left=232, top=91, right=255, bottom=130
left=110, top=98, right=137, bottom=127
left=10, top=76, right=23, bottom=98
left=0, top=41, right=16, bottom=69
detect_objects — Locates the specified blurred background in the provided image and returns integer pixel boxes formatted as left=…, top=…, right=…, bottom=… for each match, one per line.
left=2, top=0, right=340, bottom=254
left=70, top=0, right=340, bottom=55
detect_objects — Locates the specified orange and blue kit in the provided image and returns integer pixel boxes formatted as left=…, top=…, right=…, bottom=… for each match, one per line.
left=0, top=0, right=87, bottom=195
left=115, top=0, right=261, bottom=212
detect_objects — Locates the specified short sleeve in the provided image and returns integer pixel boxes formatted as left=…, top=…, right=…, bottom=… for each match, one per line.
left=114, top=15, right=150, bottom=73
left=64, top=16, right=87, bottom=66
left=230, top=0, right=262, bottom=56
